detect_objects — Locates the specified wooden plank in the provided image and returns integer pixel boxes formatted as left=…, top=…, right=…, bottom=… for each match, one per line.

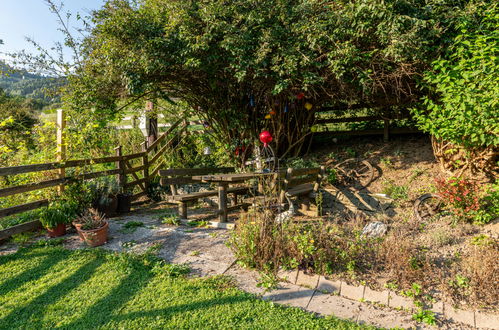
left=0, top=178, right=65, bottom=198
left=218, top=183, right=228, bottom=223
left=314, top=128, right=422, bottom=136
left=124, top=164, right=146, bottom=175
left=216, top=203, right=251, bottom=214
left=125, top=178, right=148, bottom=189
left=160, top=167, right=235, bottom=177
left=79, top=169, right=121, bottom=180
left=288, top=177, right=316, bottom=187
left=161, top=177, right=198, bottom=185
left=0, top=220, right=43, bottom=241
left=131, top=191, right=147, bottom=201
left=291, top=167, right=321, bottom=176
left=122, top=152, right=146, bottom=161
left=0, top=168, right=120, bottom=198
left=148, top=134, right=177, bottom=165
left=0, top=162, right=62, bottom=176
left=315, top=116, right=382, bottom=124
left=149, top=159, right=165, bottom=179
left=124, top=160, right=146, bottom=193
left=0, top=200, right=49, bottom=218
left=147, top=118, right=182, bottom=152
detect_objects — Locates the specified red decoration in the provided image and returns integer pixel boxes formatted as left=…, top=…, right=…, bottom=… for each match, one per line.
left=296, top=92, right=305, bottom=100
left=259, top=131, right=273, bottom=147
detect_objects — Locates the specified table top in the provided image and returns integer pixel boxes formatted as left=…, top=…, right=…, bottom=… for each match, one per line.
left=192, top=172, right=277, bottom=182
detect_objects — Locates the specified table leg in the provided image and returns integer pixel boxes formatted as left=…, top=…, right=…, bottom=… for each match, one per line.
left=218, top=183, right=228, bottom=222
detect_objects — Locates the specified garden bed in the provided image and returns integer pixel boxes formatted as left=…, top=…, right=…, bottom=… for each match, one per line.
left=231, top=135, right=498, bottom=318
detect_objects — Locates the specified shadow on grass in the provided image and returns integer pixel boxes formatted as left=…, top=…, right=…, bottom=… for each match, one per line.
left=95, top=295, right=252, bottom=326
left=0, top=254, right=104, bottom=328
left=63, top=265, right=154, bottom=328
left=0, top=249, right=69, bottom=297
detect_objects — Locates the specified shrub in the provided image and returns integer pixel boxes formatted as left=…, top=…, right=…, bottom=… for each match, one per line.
left=435, top=177, right=497, bottom=224
left=413, top=2, right=498, bottom=174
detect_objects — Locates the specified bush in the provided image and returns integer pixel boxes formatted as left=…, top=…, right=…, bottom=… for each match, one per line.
left=413, top=2, right=498, bottom=173
left=229, top=207, right=379, bottom=276
left=435, top=177, right=497, bottom=224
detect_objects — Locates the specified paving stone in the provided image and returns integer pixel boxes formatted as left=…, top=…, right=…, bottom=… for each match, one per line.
left=262, top=282, right=315, bottom=309
left=317, top=276, right=341, bottom=295
left=388, top=293, right=415, bottom=311
left=296, top=271, right=319, bottom=289
left=363, top=287, right=389, bottom=305
left=277, top=268, right=298, bottom=284
left=429, top=301, right=444, bottom=318
left=341, top=282, right=365, bottom=301
left=224, top=264, right=267, bottom=296
left=444, top=305, right=475, bottom=327
left=307, top=292, right=360, bottom=321
left=208, top=221, right=234, bottom=230
left=357, top=301, right=416, bottom=328
left=474, top=310, right=498, bottom=329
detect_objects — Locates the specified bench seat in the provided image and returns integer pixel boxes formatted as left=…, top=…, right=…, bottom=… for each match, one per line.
left=168, top=186, right=249, bottom=202
left=286, top=183, right=314, bottom=197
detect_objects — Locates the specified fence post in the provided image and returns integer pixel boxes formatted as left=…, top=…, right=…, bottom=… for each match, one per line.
left=56, top=109, right=66, bottom=193
left=383, top=119, right=390, bottom=142
left=141, top=141, right=149, bottom=192
left=114, top=146, right=126, bottom=189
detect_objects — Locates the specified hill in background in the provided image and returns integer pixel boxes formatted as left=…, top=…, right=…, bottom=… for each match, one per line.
left=0, top=60, right=64, bottom=105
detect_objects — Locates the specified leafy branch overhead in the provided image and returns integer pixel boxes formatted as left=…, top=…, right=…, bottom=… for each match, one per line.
left=68, top=0, right=471, bottom=155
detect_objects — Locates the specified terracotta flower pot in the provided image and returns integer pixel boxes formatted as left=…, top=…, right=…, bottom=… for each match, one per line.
left=47, top=223, right=66, bottom=238
left=72, top=222, right=84, bottom=240
left=78, top=221, right=109, bottom=247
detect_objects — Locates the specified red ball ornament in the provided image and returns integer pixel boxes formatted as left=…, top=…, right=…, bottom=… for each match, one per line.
left=259, top=131, right=273, bottom=147
left=296, top=92, right=305, bottom=100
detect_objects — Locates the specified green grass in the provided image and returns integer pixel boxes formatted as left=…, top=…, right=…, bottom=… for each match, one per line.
left=0, top=247, right=370, bottom=329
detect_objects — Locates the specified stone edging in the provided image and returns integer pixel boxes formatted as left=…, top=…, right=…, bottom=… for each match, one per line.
left=277, top=269, right=499, bottom=329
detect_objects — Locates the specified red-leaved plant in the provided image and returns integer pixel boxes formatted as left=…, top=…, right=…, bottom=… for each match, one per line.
left=435, top=177, right=482, bottom=218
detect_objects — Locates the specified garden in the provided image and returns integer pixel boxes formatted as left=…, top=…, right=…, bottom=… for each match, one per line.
left=0, top=0, right=498, bottom=328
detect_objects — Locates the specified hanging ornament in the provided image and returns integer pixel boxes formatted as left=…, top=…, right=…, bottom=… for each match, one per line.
left=296, top=92, right=305, bottom=100
left=265, top=114, right=271, bottom=119
left=203, top=147, right=212, bottom=155
left=305, top=102, right=313, bottom=111
left=269, top=110, right=276, bottom=116
left=284, top=104, right=289, bottom=113
left=259, top=131, right=273, bottom=147
left=249, top=95, right=255, bottom=107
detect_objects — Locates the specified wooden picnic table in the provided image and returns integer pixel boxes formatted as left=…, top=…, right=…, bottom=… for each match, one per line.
left=192, top=172, right=277, bottom=222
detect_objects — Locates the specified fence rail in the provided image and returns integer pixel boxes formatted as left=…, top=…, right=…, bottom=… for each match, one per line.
left=0, top=119, right=185, bottom=239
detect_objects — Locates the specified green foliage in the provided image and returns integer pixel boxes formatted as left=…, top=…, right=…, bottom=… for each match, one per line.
left=0, top=247, right=365, bottom=328
left=412, top=309, right=437, bottom=325
left=382, top=180, right=408, bottom=200
left=413, top=2, right=499, bottom=149
left=435, top=178, right=498, bottom=224
left=120, top=221, right=145, bottom=233
left=67, top=0, right=469, bottom=156
left=39, top=201, right=78, bottom=229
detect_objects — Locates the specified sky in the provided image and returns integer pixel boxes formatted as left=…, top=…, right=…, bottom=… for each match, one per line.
left=0, top=0, right=106, bottom=61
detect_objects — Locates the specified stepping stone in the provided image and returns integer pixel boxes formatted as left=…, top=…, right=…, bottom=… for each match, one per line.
left=307, top=292, right=360, bottom=321
left=262, top=282, right=315, bottom=309
left=357, top=303, right=416, bottom=328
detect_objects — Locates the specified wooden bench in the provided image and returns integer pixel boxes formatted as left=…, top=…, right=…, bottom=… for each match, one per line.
left=159, top=167, right=250, bottom=219
left=280, top=166, right=326, bottom=216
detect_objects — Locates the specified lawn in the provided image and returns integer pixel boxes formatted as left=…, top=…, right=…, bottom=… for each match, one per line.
left=0, top=246, right=370, bottom=329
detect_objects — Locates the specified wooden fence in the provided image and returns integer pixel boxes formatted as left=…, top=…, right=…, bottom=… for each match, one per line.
left=0, top=119, right=184, bottom=240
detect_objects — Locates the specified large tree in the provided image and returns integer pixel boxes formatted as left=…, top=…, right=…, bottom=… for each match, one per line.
left=67, top=0, right=469, bottom=157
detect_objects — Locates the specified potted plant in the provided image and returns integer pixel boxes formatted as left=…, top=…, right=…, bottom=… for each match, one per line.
left=75, top=208, right=109, bottom=247
left=90, top=177, right=120, bottom=217
left=117, top=188, right=132, bottom=214
left=39, top=202, right=76, bottom=238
